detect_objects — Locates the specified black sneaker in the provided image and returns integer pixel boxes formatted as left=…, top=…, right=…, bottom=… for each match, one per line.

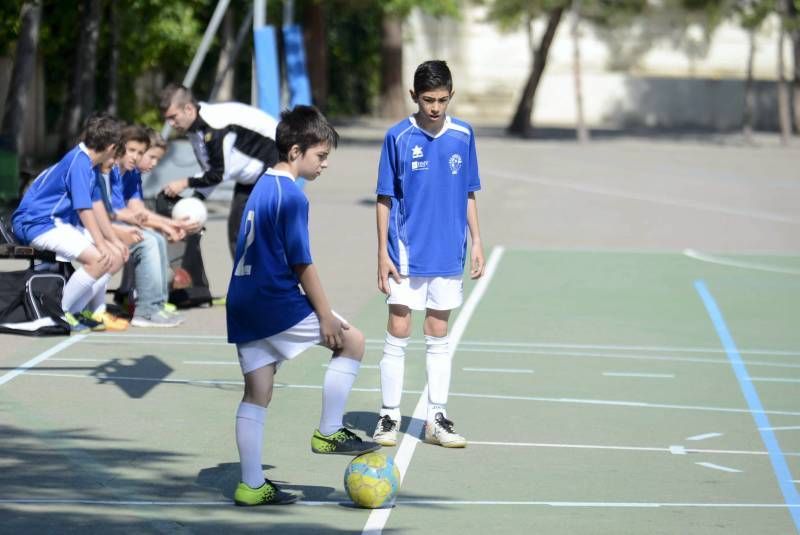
left=234, top=478, right=298, bottom=506
left=311, top=427, right=381, bottom=455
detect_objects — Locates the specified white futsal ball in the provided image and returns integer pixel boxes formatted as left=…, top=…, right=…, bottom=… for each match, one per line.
left=172, top=197, right=208, bottom=226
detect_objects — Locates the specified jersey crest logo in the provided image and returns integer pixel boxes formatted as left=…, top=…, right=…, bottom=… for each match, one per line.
left=412, top=145, right=424, bottom=159
left=449, top=154, right=463, bottom=175
left=204, top=132, right=213, bottom=142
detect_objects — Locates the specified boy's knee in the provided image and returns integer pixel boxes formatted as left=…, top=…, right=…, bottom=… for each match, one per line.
left=343, top=327, right=365, bottom=358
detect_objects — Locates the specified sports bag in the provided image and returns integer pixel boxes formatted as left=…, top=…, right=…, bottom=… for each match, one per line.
left=0, top=268, right=70, bottom=336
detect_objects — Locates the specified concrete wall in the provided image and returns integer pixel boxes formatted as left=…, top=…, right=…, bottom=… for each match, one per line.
left=403, top=6, right=789, bottom=130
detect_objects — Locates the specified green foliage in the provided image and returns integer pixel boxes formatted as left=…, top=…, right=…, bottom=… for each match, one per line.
left=0, top=1, right=24, bottom=56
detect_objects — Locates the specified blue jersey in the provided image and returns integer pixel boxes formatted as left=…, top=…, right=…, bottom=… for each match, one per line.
left=122, top=168, right=144, bottom=203
left=376, top=116, right=481, bottom=277
left=226, top=168, right=314, bottom=343
left=92, top=165, right=126, bottom=214
left=12, top=144, right=97, bottom=243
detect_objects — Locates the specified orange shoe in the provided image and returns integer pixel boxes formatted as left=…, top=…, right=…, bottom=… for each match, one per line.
left=93, top=311, right=130, bottom=331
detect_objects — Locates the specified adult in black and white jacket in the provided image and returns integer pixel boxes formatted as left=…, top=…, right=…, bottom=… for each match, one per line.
left=160, top=84, right=279, bottom=257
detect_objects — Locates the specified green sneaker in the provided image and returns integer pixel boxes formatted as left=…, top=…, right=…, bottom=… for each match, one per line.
left=163, top=302, right=178, bottom=314
left=311, top=428, right=381, bottom=455
left=63, top=313, right=89, bottom=333
left=233, top=479, right=297, bottom=506
left=78, top=311, right=106, bottom=331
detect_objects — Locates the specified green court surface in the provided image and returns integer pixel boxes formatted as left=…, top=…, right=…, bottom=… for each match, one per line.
left=2, top=248, right=799, bottom=534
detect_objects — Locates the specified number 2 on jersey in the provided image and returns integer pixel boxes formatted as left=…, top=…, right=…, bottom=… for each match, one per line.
left=234, top=210, right=255, bottom=276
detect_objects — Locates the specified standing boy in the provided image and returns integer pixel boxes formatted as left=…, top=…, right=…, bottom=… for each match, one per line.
left=227, top=105, right=379, bottom=506
left=372, top=60, right=485, bottom=448
left=11, top=114, right=122, bottom=331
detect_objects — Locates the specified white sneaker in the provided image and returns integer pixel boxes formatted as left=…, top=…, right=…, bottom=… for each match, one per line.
left=131, top=311, right=181, bottom=328
left=373, top=415, right=399, bottom=446
left=424, top=412, right=466, bottom=448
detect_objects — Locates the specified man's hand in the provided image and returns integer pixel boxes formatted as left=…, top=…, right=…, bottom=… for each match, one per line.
left=163, top=178, right=189, bottom=198
left=319, top=313, right=348, bottom=350
left=377, top=253, right=401, bottom=295
left=176, top=216, right=203, bottom=235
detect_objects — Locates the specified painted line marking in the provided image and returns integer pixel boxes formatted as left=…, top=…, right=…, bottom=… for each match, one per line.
left=87, top=333, right=800, bottom=356
left=696, top=462, right=742, bottom=474
left=321, top=363, right=379, bottom=369
left=184, top=361, right=237, bottom=366
left=469, top=440, right=799, bottom=457
left=762, top=426, right=800, bottom=432
left=362, top=245, right=504, bottom=535
left=17, top=371, right=800, bottom=416
left=0, top=335, right=86, bottom=387
left=492, top=170, right=800, bottom=225
left=2, top=498, right=800, bottom=508
left=684, top=249, right=800, bottom=276
left=695, top=280, right=800, bottom=532
left=751, top=377, right=800, bottom=384
left=603, top=372, right=675, bottom=378
left=462, top=367, right=533, bottom=374
left=687, top=433, right=723, bottom=441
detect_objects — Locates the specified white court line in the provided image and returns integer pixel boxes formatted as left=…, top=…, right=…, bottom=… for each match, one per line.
left=18, top=371, right=800, bottom=416
left=684, top=249, right=800, bottom=276
left=762, top=426, right=800, bottom=432
left=751, top=377, right=800, bottom=384
left=491, top=170, right=800, bottom=225
left=184, top=361, right=237, bottom=366
left=687, top=432, right=723, bottom=441
left=696, top=462, right=742, bottom=473
left=468, top=440, right=800, bottom=457
left=362, top=245, right=505, bottom=535
left=1, top=498, right=800, bottom=508
left=603, top=372, right=675, bottom=378
left=462, top=367, right=533, bottom=374
left=89, top=333, right=800, bottom=356
left=0, top=335, right=87, bottom=387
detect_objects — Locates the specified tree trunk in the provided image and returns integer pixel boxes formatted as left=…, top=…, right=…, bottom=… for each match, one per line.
left=778, top=17, right=792, bottom=144
left=571, top=0, right=589, bottom=143
left=61, top=0, right=101, bottom=150
left=0, top=1, right=42, bottom=156
left=508, top=7, right=565, bottom=137
left=786, top=0, right=800, bottom=133
left=743, top=28, right=756, bottom=144
left=212, top=10, right=235, bottom=102
left=304, top=2, right=328, bottom=110
left=380, top=13, right=406, bottom=119
left=107, top=1, right=119, bottom=115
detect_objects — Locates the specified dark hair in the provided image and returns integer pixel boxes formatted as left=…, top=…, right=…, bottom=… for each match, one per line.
left=159, top=83, right=197, bottom=113
left=413, top=60, right=453, bottom=94
left=276, top=105, right=339, bottom=162
left=81, top=113, right=121, bottom=152
left=116, top=124, right=150, bottom=157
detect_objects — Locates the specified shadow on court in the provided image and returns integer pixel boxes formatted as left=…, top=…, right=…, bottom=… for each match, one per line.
left=88, top=354, right=174, bottom=399
left=343, top=411, right=425, bottom=440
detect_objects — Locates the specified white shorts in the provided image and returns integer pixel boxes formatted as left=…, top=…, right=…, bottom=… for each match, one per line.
left=236, top=310, right=347, bottom=374
left=386, top=275, right=463, bottom=311
left=30, top=221, right=94, bottom=262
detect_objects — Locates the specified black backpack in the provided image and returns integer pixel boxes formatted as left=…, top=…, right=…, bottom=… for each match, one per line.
left=0, top=268, right=70, bottom=335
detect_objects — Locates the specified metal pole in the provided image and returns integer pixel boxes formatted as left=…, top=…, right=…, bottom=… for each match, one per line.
left=283, top=0, right=294, bottom=27
left=161, top=0, right=231, bottom=138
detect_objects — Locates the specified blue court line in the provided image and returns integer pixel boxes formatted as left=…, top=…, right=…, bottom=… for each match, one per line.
left=694, top=280, right=800, bottom=533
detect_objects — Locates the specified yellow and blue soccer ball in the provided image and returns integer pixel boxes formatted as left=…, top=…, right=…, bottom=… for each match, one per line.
left=344, top=451, right=400, bottom=508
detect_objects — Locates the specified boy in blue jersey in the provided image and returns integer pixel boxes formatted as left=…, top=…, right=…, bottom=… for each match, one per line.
left=372, top=60, right=485, bottom=448
left=226, top=105, right=380, bottom=507
left=12, top=114, right=125, bottom=331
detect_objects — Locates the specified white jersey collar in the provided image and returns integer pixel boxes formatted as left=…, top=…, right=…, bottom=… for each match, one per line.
left=265, top=167, right=297, bottom=182
left=409, top=115, right=451, bottom=139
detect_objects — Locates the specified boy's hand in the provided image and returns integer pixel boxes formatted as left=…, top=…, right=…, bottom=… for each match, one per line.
left=118, top=226, right=143, bottom=247
left=378, top=254, right=400, bottom=294
left=319, top=313, right=346, bottom=350
left=163, top=223, right=186, bottom=242
left=470, top=243, right=485, bottom=279
left=111, top=238, right=130, bottom=263
left=134, top=211, right=149, bottom=225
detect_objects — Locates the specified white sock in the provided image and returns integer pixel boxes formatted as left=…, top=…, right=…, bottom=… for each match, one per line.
left=425, top=335, right=451, bottom=422
left=235, top=402, right=267, bottom=489
left=319, top=357, right=360, bottom=436
left=379, top=332, right=408, bottom=421
left=88, top=273, right=111, bottom=314
left=62, top=268, right=98, bottom=314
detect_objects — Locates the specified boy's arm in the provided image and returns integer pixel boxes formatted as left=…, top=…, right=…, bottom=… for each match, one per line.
left=292, top=263, right=347, bottom=350
left=126, top=199, right=190, bottom=241
left=92, top=200, right=130, bottom=262
left=376, top=195, right=400, bottom=294
left=467, top=192, right=484, bottom=279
